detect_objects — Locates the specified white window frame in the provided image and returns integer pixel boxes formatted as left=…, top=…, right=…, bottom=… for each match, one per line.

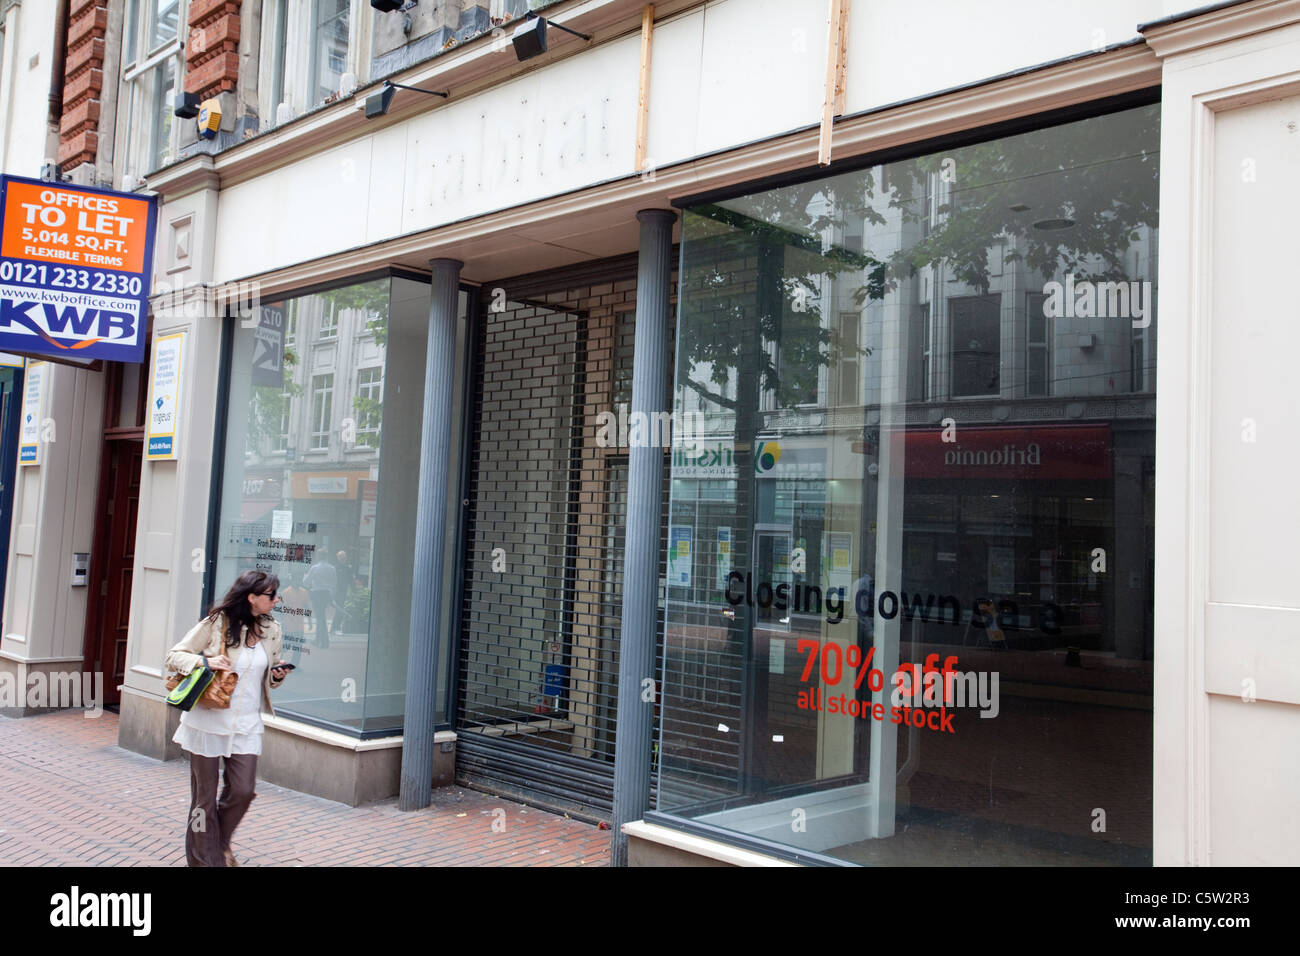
left=261, top=0, right=370, bottom=125
left=318, top=298, right=338, bottom=340
left=354, top=366, right=383, bottom=449
left=274, top=388, right=292, bottom=453
left=310, top=373, right=334, bottom=451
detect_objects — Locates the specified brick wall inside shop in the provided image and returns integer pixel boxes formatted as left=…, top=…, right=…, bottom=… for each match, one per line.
left=458, top=275, right=674, bottom=769
left=59, top=0, right=109, bottom=168
left=185, top=0, right=241, bottom=100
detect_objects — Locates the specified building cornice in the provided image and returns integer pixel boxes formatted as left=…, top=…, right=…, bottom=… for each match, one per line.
left=1140, top=0, right=1300, bottom=58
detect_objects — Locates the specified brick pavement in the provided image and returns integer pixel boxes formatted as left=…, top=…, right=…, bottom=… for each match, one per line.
left=0, top=709, right=610, bottom=867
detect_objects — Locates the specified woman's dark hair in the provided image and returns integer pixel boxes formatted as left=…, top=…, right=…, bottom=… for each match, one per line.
left=207, top=570, right=280, bottom=647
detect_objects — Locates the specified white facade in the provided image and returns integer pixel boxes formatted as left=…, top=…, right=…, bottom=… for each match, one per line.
left=4, top=0, right=1296, bottom=865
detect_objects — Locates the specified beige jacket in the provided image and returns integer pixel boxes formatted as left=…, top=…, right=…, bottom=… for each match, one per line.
left=165, top=613, right=285, bottom=717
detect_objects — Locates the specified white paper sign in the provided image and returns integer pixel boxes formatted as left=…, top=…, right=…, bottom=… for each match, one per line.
left=17, top=360, right=45, bottom=465
left=146, top=331, right=185, bottom=460
left=271, top=510, right=293, bottom=539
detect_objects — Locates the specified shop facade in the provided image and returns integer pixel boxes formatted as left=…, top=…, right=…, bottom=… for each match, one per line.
left=10, top=0, right=1298, bottom=866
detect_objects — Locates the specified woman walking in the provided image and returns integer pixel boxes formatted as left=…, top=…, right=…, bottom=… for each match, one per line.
left=165, top=570, right=292, bottom=867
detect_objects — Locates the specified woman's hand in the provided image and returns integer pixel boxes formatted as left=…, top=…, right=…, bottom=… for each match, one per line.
left=208, top=654, right=233, bottom=670
left=271, top=661, right=291, bottom=683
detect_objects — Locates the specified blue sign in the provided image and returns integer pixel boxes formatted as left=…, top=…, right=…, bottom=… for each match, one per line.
left=543, top=664, right=568, bottom=698
left=0, top=175, right=157, bottom=363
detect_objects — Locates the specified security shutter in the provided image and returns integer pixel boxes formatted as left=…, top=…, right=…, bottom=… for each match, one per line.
left=455, top=269, right=671, bottom=821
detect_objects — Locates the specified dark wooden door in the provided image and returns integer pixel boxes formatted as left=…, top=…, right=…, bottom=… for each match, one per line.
left=91, top=440, right=142, bottom=706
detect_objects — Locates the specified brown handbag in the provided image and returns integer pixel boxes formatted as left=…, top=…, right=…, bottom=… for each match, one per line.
left=164, top=616, right=240, bottom=709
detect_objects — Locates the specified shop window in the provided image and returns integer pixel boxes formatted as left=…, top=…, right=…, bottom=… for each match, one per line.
left=659, top=102, right=1160, bottom=866
left=310, top=373, right=333, bottom=451
left=212, top=276, right=452, bottom=734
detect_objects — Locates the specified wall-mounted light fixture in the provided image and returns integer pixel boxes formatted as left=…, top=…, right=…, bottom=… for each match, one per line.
left=511, top=11, right=591, bottom=62
left=364, top=80, right=449, bottom=119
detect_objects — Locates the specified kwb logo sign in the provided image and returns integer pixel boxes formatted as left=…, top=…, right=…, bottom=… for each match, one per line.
left=0, top=176, right=157, bottom=363
left=0, top=295, right=139, bottom=352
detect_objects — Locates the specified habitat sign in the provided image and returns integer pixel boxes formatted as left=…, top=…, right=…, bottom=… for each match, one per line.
left=0, top=175, right=157, bottom=363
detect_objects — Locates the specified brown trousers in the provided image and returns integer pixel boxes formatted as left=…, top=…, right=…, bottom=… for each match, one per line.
left=185, top=751, right=258, bottom=867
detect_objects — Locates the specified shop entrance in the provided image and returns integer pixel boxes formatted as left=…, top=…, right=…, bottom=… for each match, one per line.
left=453, top=260, right=671, bottom=820
left=83, top=359, right=148, bottom=708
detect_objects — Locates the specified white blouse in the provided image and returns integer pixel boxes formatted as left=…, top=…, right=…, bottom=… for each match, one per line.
left=172, top=641, right=268, bottom=758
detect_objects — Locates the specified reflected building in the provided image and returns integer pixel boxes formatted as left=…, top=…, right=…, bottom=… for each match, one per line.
left=657, top=105, right=1159, bottom=865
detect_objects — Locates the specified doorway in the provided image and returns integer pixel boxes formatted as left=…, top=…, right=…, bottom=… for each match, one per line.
left=83, top=359, right=148, bottom=708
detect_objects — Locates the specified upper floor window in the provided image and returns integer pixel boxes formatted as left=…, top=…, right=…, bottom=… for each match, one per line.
left=311, top=0, right=350, bottom=107
left=354, top=366, right=383, bottom=449
left=1026, top=292, right=1050, bottom=398
left=121, top=0, right=185, bottom=178
left=318, top=299, right=338, bottom=340
left=950, top=294, right=1001, bottom=398
left=311, top=373, right=334, bottom=451
left=150, top=0, right=182, bottom=50
left=260, top=0, right=363, bottom=130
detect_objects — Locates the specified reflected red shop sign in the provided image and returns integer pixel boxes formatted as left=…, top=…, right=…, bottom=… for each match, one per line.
left=902, top=424, right=1111, bottom=480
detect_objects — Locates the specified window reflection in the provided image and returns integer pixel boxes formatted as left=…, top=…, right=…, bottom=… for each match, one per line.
left=658, top=104, right=1160, bottom=865
left=214, top=277, right=434, bottom=734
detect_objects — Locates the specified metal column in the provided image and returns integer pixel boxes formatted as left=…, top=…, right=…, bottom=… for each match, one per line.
left=610, top=209, right=676, bottom=864
left=399, top=258, right=463, bottom=812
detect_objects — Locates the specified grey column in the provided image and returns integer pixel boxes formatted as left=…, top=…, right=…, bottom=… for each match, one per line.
left=399, top=258, right=463, bottom=812
left=611, top=209, right=676, bottom=865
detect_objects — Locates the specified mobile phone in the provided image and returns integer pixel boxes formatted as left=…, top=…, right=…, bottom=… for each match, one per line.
left=273, top=662, right=296, bottom=672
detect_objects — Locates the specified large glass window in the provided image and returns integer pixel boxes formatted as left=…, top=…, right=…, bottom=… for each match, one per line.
left=213, top=275, right=460, bottom=734
left=657, top=103, right=1160, bottom=865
